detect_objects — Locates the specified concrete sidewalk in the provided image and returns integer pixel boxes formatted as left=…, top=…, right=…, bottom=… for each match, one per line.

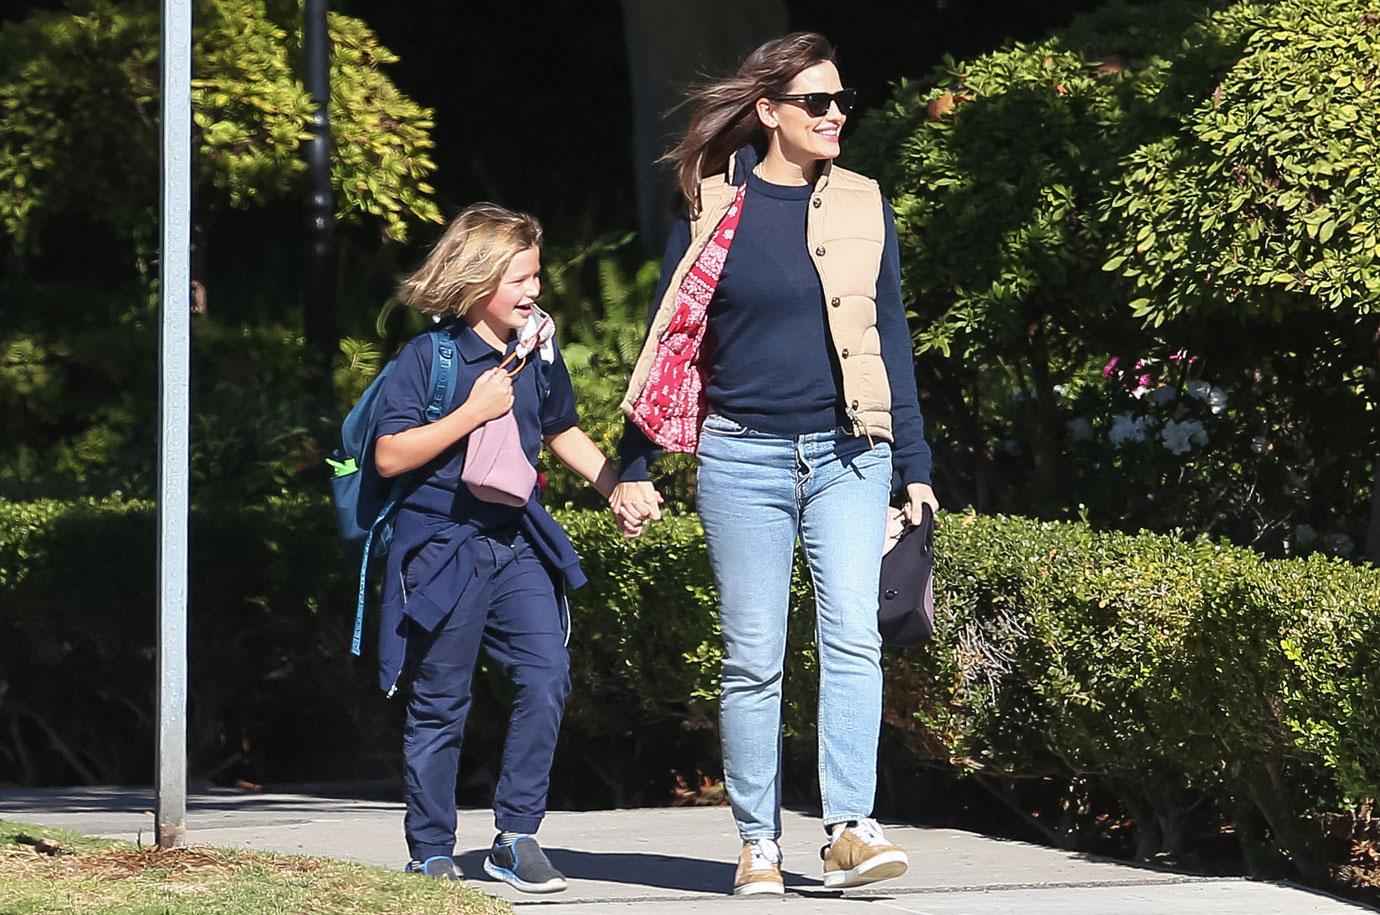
left=0, top=787, right=1369, bottom=914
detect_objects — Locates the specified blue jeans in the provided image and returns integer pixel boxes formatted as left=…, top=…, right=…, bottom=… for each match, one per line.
left=695, top=414, right=892, bottom=840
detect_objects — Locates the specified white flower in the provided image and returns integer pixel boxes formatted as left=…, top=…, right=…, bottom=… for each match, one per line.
left=1065, top=417, right=1093, bottom=442
left=1109, top=413, right=1156, bottom=448
left=1208, top=386, right=1228, bottom=415
left=1186, top=380, right=1212, bottom=402
left=1293, top=524, right=1317, bottom=548
left=1152, top=386, right=1177, bottom=406
left=1160, top=419, right=1208, bottom=455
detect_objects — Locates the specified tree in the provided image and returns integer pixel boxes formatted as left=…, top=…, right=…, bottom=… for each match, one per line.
left=0, top=0, right=442, bottom=498
left=0, top=0, right=441, bottom=300
left=1100, top=0, right=1380, bottom=559
left=847, top=1, right=1226, bottom=513
left=848, top=0, right=1378, bottom=557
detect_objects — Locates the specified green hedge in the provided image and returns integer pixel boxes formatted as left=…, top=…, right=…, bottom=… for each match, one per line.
left=903, top=512, right=1380, bottom=880
left=0, top=496, right=390, bottom=786
left=1, top=497, right=1376, bottom=880
left=0, top=497, right=817, bottom=806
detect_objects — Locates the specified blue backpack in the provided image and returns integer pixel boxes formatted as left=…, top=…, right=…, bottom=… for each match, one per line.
left=327, top=324, right=459, bottom=657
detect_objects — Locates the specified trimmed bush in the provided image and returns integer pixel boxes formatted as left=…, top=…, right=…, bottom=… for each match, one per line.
left=0, top=495, right=387, bottom=786
left=0, top=497, right=818, bottom=806
left=897, top=512, right=1380, bottom=879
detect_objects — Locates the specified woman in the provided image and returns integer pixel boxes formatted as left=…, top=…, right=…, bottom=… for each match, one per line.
left=611, top=32, right=938, bottom=896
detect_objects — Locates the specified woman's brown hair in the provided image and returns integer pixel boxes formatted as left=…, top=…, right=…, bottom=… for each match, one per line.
left=397, top=202, right=543, bottom=317
left=663, top=32, right=837, bottom=216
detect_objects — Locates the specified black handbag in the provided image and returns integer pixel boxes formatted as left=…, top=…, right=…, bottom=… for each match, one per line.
left=878, top=505, right=936, bottom=648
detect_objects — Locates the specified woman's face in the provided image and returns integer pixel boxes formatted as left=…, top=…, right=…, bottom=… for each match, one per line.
left=760, top=60, right=847, bottom=162
left=469, top=245, right=541, bottom=334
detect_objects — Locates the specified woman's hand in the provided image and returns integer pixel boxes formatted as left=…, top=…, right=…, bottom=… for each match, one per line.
left=903, top=482, right=939, bottom=526
left=463, top=368, right=514, bottom=425
left=609, top=480, right=663, bottom=538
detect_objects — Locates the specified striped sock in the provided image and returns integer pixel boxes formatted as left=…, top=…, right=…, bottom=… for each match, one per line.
left=496, top=831, right=529, bottom=847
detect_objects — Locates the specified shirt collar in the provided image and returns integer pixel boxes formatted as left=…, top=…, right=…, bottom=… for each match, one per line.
left=454, top=320, right=515, bottom=364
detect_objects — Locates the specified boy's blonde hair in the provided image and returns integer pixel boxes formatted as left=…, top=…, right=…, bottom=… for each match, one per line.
left=397, top=202, right=543, bottom=317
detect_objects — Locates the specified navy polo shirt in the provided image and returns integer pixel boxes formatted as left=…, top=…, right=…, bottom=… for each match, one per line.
left=374, top=320, right=579, bottom=528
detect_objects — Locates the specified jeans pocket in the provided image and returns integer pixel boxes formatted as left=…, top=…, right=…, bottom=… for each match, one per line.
left=701, top=414, right=751, bottom=437
left=838, top=436, right=892, bottom=476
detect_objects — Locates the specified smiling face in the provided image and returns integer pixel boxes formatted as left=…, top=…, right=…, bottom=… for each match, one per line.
left=757, top=60, right=847, bottom=164
left=467, top=245, right=541, bottom=339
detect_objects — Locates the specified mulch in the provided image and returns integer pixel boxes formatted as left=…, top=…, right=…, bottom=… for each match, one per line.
left=1, top=840, right=325, bottom=881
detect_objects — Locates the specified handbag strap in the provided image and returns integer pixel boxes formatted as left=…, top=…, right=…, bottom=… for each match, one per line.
left=628, top=183, right=747, bottom=449
left=690, top=183, right=746, bottom=301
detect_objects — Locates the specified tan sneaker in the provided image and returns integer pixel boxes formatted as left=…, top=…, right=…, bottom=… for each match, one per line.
left=821, top=818, right=909, bottom=888
left=733, top=838, right=785, bottom=896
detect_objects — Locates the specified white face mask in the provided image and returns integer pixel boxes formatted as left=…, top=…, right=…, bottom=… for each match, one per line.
left=514, top=303, right=556, bottom=362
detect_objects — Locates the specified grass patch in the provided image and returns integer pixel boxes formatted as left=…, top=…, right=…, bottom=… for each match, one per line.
left=0, top=819, right=512, bottom=915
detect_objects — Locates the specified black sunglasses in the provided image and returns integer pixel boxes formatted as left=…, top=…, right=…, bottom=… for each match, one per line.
left=767, top=88, right=857, bottom=118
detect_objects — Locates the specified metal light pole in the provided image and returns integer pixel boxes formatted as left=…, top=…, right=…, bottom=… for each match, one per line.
left=156, top=0, right=192, bottom=850
left=303, top=0, right=336, bottom=362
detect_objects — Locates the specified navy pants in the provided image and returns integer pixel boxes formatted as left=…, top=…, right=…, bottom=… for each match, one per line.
left=402, top=532, right=570, bottom=861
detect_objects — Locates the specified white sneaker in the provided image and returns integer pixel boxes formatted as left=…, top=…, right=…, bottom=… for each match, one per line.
left=821, top=818, right=909, bottom=888
left=733, top=837, right=785, bottom=896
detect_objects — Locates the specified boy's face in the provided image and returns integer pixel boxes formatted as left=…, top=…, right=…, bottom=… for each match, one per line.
left=471, top=246, right=541, bottom=334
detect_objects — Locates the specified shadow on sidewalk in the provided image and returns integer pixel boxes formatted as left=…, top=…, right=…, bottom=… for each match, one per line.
left=455, top=847, right=824, bottom=894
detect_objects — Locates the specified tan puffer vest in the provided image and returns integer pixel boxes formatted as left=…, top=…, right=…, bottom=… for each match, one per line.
left=621, top=156, right=893, bottom=443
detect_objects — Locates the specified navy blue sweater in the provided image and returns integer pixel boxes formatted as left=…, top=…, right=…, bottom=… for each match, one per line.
left=618, top=156, right=933, bottom=488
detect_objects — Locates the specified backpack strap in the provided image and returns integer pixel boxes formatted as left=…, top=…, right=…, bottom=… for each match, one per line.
left=350, top=497, right=398, bottom=656
left=425, top=324, right=459, bottom=421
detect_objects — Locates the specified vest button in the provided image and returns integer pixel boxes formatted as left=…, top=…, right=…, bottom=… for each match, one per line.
left=851, top=400, right=859, bottom=409
left=815, top=245, right=826, bottom=256
left=841, top=349, right=850, bottom=359
left=830, top=297, right=841, bottom=308
left=812, top=197, right=822, bottom=208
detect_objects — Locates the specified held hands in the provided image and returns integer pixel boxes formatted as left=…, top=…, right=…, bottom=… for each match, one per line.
left=463, top=368, right=515, bottom=424
left=609, top=480, right=663, bottom=539
left=903, top=482, right=940, bottom=526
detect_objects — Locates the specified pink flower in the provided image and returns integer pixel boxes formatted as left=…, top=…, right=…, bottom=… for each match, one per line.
left=1103, top=356, right=1120, bottom=378
left=1138, top=373, right=1152, bottom=388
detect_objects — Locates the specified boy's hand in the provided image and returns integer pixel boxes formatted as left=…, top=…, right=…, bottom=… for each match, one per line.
left=463, top=368, right=515, bottom=424
left=609, top=480, right=662, bottom=538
